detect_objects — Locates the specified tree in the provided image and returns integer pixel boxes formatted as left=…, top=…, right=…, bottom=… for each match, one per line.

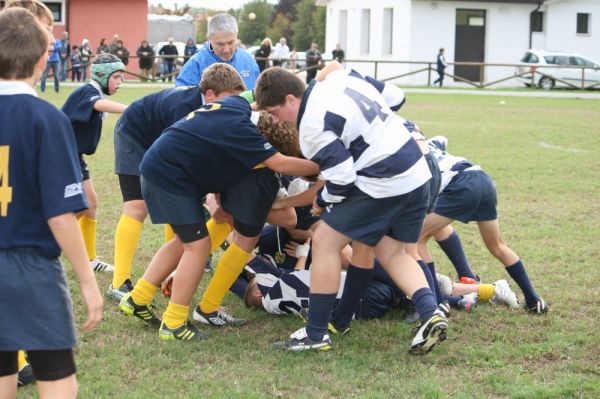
left=274, top=0, right=301, bottom=21
left=266, top=13, right=291, bottom=43
left=238, top=0, right=273, bottom=46
left=291, top=0, right=325, bottom=51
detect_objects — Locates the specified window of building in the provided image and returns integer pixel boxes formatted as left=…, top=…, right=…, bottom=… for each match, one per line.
left=44, top=2, right=63, bottom=24
left=577, top=13, right=590, bottom=34
left=360, top=9, right=370, bottom=54
left=382, top=8, right=393, bottom=55
left=338, top=10, right=347, bottom=52
left=531, top=11, right=544, bottom=32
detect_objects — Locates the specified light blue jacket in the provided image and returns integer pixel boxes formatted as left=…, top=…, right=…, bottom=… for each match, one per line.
left=48, top=39, right=61, bottom=63
left=175, top=43, right=260, bottom=89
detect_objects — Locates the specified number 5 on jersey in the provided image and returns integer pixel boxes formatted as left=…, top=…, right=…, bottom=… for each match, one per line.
left=0, top=145, right=12, bottom=217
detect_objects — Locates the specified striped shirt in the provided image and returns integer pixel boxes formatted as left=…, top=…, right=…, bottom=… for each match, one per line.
left=298, top=69, right=430, bottom=204
left=427, top=135, right=480, bottom=191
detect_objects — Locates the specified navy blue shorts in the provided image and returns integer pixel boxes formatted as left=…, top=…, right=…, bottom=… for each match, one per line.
left=434, top=169, right=497, bottom=223
left=424, top=152, right=441, bottom=213
left=114, top=118, right=146, bottom=176
left=141, top=176, right=206, bottom=225
left=0, top=248, right=76, bottom=351
left=321, top=183, right=429, bottom=246
left=220, top=168, right=279, bottom=236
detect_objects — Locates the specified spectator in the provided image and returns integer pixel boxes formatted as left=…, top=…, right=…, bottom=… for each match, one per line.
left=272, top=37, right=290, bottom=67
left=58, top=30, right=71, bottom=81
left=305, top=42, right=322, bottom=83
left=434, top=48, right=448, bottom=87
left=332, top=43, right=345, bottom=63
left=255, top=37, right=272, bottom=72
left=137, top=40, right=155, bottom=81
left=80, top=38, right=92, bottom=80
left=183, top=37, right=197, bottom=64
left=289, top=47, right=297, bottom=70
left=176, top=13, right=260, bottom=88
left=109, top=33, right=120, bottom=54
left=97, top=37, right=110, bottom=54
left=111, top=39, right=130, bottom=66
left=40, top=34, right=61, bottom=93
left=70, top=45, right=82, bottom=81
left=159, top=37, right=178, bottom=82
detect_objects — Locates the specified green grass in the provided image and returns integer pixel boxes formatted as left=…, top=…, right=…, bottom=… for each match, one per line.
left=22, top=86, right=600, bottom=398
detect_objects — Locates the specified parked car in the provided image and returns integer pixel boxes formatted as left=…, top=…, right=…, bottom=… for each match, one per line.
left=517, top=49, right=600, bottom=89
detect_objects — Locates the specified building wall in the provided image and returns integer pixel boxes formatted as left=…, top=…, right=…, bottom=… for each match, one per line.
left=320, top=0, right=598, bottom=86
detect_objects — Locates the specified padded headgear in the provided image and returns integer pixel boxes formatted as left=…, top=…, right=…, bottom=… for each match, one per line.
left=91, top=53, right=125, bottom=94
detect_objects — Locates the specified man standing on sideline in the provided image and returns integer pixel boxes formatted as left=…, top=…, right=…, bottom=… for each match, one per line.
left=305, top=42, right=322, bottom=84
left=272, top=37, right=290, bottom=67
left=176, top=13, right=260, bottom=89
left=159, top=37, right=178, bottom=82
left=332, top=43, right=344, bottom=64
left=59, top=31, right=70, bottom=81
left=434, top=48, right=448, bottom=87
left=40, top=32, right=61, bottom=93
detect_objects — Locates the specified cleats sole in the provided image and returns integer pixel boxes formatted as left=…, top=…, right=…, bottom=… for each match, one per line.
left=409, top=322, right=448, bottom=355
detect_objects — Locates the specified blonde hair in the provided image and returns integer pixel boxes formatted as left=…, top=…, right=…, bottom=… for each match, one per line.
left=199, top=63, right=246, bottom=94
left=4, top=0, right=53, bottom=27
left=261, top=38, right=273, bottom=47
left=257, top=112, right=301, bottom=157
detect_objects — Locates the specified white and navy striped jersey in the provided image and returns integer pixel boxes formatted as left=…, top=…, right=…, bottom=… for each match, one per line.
left=427, top=135, right=480, bottom=191
left=299, top=69, right=430, bottom=204
left=254, top=269, right=346, bottom=315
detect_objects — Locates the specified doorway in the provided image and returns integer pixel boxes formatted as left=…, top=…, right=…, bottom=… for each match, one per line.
left=455, top=9, right=486, bottom=82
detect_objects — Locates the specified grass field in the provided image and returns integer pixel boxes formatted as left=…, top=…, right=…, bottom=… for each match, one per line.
left=22, top=85, right=600, bottom=398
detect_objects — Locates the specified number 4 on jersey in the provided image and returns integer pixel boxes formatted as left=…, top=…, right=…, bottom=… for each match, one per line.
left=344, top=87, right=388, bottom=124
left=0, top=146, right=12, bottom=217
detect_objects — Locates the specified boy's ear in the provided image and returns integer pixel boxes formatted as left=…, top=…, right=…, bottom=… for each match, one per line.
left=204, top=89, right=216, bottom=103
left=33, top=52, right=49, bottom=83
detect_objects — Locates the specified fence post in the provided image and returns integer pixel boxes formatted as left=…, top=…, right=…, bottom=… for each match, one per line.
left=479, top=63, right=484, bottom=88
left=582, top=67, right=585, bottom=90
left=427, top=63, right=431, bottom=86
left=531, top=70, right=535, bottom=88
left=374, top=61, right=378, bottom=80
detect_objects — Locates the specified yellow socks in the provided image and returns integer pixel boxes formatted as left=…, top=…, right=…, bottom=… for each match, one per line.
left=164, top=224, right=175, bottom=243
left=79, top=215, right=97, bottom=260
left=206, top=218, right=233, bottom=252
left=199, top=242, right=251, bottom=313
left=163, top=302, right=189, bottom=329
left=113, top=214, right=143, bottom=288
left=17, top=350, right=27, bottom=370
left=131, top=278, right=157, bottom=306
left=478, top=283, right=496, bottom=302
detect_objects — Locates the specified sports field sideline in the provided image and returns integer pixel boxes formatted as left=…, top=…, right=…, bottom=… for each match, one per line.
left=25, top=87, right=600, bottom=398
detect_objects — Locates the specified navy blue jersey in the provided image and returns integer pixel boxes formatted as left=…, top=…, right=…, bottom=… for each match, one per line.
left=141, top=95, right=278, bottom=197
left=61, top=82, right=104, bottom=155
left=119, top=85, right=204, bottom=150
left=0, top=82, right=88, bottom=258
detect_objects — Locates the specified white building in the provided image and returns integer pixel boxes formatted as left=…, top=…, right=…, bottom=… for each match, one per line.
left=317, top=0, right=600, bottom=86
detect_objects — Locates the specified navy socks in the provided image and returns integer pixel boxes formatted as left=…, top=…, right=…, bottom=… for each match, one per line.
left=332, top=264, right=374, bottom=329
left=506, top=260, right=539, bottom=306
left=306, top=293, right=337, bottom=341
left=436, top=231, right=478, bottom=280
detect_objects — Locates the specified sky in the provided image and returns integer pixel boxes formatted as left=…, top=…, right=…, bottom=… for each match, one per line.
left=149, top=0, right=278, bottom=10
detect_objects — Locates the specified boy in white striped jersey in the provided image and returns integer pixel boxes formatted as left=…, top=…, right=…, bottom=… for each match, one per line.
left=255, top=67, right=447, bottom=354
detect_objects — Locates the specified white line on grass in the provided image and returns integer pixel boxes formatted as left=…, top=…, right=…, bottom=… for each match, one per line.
left=538, top=142, right=589, bottom=153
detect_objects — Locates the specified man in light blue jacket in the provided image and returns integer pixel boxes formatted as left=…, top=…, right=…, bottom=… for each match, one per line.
left=40, top=35, right=61, bottom=93
left=176, top=13, right=259, bottom=89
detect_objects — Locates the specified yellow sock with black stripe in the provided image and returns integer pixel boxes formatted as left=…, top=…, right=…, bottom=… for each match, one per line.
left=17, top=351, right=27, bottom=370
left=199, top=242, right=252, bottom=313
left=131, top=278, right=157, bottom=306
left=79, top=216, right=97, bottom=260
left=478, top=284, right=496, bottom=302
left=163, top=301, right=189, bottom=329
left=113, top=214, right=143, bottom=288
left=164, top=224, right=175, bottom=243
left=206, top=218, right=233, bottom=252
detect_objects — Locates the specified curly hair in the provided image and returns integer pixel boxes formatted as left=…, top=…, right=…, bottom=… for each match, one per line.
left=256, top=111, right=301, bottom=157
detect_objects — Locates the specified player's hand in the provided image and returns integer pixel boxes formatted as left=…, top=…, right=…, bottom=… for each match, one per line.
left=161, top=274, right=174, bottom=298
left=283, top=241, right=300, bottom=257
left=79, top=279, right=103, bottom=330
left=311, top=198, right=323, bottom=217
left=213, top=206, right=232, bottom=224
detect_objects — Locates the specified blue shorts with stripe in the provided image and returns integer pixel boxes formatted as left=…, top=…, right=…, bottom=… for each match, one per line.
left=434, top=169, right=497, bottom=223
left=424, top=151, right=441, bottom=213
left=321, top=183, right=430, bottom=246
left=114, top=117, right=146, bottom=176
left=0, top=248, right=76, bottom=351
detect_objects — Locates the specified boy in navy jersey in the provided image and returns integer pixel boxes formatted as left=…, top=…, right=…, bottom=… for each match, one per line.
left=119, top=93, right=319, bottom=341
left=109, top=63, right=246, bottom=301
left=0, top=9, right=103, bottom=398
left=61, top=53, right=128, bottom=273
left=256, top=67, right=447, bottom=354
